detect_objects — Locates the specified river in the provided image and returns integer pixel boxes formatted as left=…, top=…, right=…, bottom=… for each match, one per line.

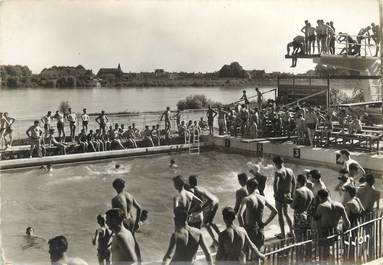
left=0, top=86, right=276, bottom=120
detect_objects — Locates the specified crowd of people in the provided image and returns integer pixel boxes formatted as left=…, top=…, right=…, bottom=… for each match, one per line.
left=286, top=20, right=380, bottom=67
left=18, top=107, right=209, bottom=158
left=210, top=89, right=373, bottom=148
left=32, top=149, right=380, bottom=265
left=0, top=89, right=375, bottom=158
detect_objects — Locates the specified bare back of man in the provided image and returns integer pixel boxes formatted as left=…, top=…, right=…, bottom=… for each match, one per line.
left=112, top=192, right=136, bottom=230
left=216, top=226, right=264, bottom=264
left=111, top=228, right=137, bottom=265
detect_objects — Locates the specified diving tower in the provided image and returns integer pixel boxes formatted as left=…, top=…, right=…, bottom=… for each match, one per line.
left=285, top=53, right=381, bottom=101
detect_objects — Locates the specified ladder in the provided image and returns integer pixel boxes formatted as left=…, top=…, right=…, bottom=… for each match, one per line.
left=186, top=129, right=200, bottom=154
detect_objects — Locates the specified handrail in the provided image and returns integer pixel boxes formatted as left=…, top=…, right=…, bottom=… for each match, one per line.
left=263, top=211, right=383, bottom=257
left=281, top=89, right=328, bottom=108
left=228, top=88, right=277, bottom=106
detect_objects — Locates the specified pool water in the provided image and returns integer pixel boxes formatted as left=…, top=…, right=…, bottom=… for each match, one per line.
left=1, top=151, right=346, bottom=264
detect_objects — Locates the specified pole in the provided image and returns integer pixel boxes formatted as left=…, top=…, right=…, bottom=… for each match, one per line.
left=380, top=0, right=383, bottom=123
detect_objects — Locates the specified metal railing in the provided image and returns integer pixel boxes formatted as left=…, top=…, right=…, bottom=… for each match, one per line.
left=302, top=33, right=379, bottom=57
left=260, top=210, right=383, bottom=265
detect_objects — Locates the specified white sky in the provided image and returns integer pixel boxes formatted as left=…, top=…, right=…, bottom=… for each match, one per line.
left=0, top=0, right=379, bottom=74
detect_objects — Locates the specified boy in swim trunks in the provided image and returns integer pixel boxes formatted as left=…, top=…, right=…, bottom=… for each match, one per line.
left=81, top=108, right=89, bottom=133
left=188, top=175, right=220, bottom=248
left=92, top=214, right=112, bottom=265
left=2, top=112, right=15, bottom=148
left=53, top=110, right=66, bottom=142
left=96, top=111, right=108, bottom=135
left=26, top=120, right=43, bottom=158
left=273, top=156, right=296, bottom=239
left=67, top=108, right=77, bottom=142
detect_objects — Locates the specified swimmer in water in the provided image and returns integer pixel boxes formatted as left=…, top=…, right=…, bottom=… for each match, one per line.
left=169, top=159, right=178, bottom=168
left=22, top=227, right=46, bottom=251
left=115, top=164, right=121, bottom=170
left=40, top=164, right=53, bottom=172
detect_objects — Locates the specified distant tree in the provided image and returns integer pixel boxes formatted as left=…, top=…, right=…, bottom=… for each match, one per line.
left=59, top=101, right=71, bottom=114
left=218, top=62, right=248, bottom=78
left=177, top=94, right=222, bottom=110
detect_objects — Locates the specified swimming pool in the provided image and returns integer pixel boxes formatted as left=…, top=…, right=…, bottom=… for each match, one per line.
left=1, top=151, right=349, bottom=264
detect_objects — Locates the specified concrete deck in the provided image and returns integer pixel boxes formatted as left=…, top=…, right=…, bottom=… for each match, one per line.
left=208, top=135, right=383, bottom=175
left=1, top=135, right=382, bottom=175
left=0, top=143, right=206, bottom=170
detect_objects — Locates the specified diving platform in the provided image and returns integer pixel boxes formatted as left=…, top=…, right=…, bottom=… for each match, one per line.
left=285, top=54, right=321, bottom=59
left=285, top=54, right=378, bottom=71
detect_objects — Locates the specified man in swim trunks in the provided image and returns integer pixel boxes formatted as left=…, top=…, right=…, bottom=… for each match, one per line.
left=22, top=227, right=46, bottom=251
left=26, top=120, right=43, bottom=158
left=234, top=173, right=248, bottom=214
left=41, top=111, right=52, bottom=143
left=111, top=178, right=142, bottom=233
left=248, top=163, right=267, bottom=196
left=160, top=106, right=172, bottom=130
left=105, top=209, right=139, bottom=265
left=239, top=90, right=250, bottom=105
left=174, top=109, right=182, bottom=131
left=316, top=20, right=327, bottom=53
left=273, top=156, right=296, bottom=239
left=45, top=128, right=67, bottom=155
left=96, top=110, right=108, bottom=135
left=305, top=106, right=318, bottom=147
left=238, top=179, right=277, bottom=250
left=338, top=32, right=358, bottom=55
left=217, top=106, right=229, bottom=135
left=290, top=174, right=314, bottom=241
left=93, top=214, right=112, bottom=265
left=67, top=108, right=77, bottom=142
left=301, top=20, right=311, bottom=54
left=53, top=110, right=66, bottom=142
left=356, top=26, right=371, bottom=56
left=172, top=175, right=203, bottom=229
left=255, top=87, right=263, bottom=110
left=126, top=126, right=138, bottom=148
left=78, top=129, right=88, bottom=152
left=48, top=235, right=88, bottom=265
left=371, top=22, right=380, bottom=57
left=314, top=189, right=350, bottom=259
left=216, top=207, right=265, bottom=264
left=151, top=125, right=161, bottom=146
left=338, top=149, right=365, bottom=179
left=357, top=174, right=380, bottom=212
left=143, top=125, right=154, bottom=147
left=286, top=35, right=305, bottom=67
left=162, top=207, right=213, bottom=265
left=2, top=112, right=15, bottom=148
left=188, top=175, right=221, bottom=247
left=81, top=108, right=90, bottom=133
left=206, top=105, right=217, bottom=136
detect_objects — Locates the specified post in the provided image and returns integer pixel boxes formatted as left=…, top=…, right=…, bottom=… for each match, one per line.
left=380, top=0, right=383, bottom=122
left=327, top=77, right=330, bottom=110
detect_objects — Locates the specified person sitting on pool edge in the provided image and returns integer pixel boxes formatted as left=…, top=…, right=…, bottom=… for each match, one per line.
left=48, top=235, right=88, bottom=265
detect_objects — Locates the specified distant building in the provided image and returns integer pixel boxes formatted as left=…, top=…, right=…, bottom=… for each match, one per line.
left=97, top=64, right=123, bottom=79
left=154, top=69, right=165, bottom=76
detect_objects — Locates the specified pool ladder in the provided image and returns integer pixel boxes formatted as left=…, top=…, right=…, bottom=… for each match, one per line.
left=185, top=130, right=200, bottom=155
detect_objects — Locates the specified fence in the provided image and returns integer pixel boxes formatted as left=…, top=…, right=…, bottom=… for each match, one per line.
left=260, top=210, right=383, bottom=265
left=301, top=33, right=379, bottom=58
